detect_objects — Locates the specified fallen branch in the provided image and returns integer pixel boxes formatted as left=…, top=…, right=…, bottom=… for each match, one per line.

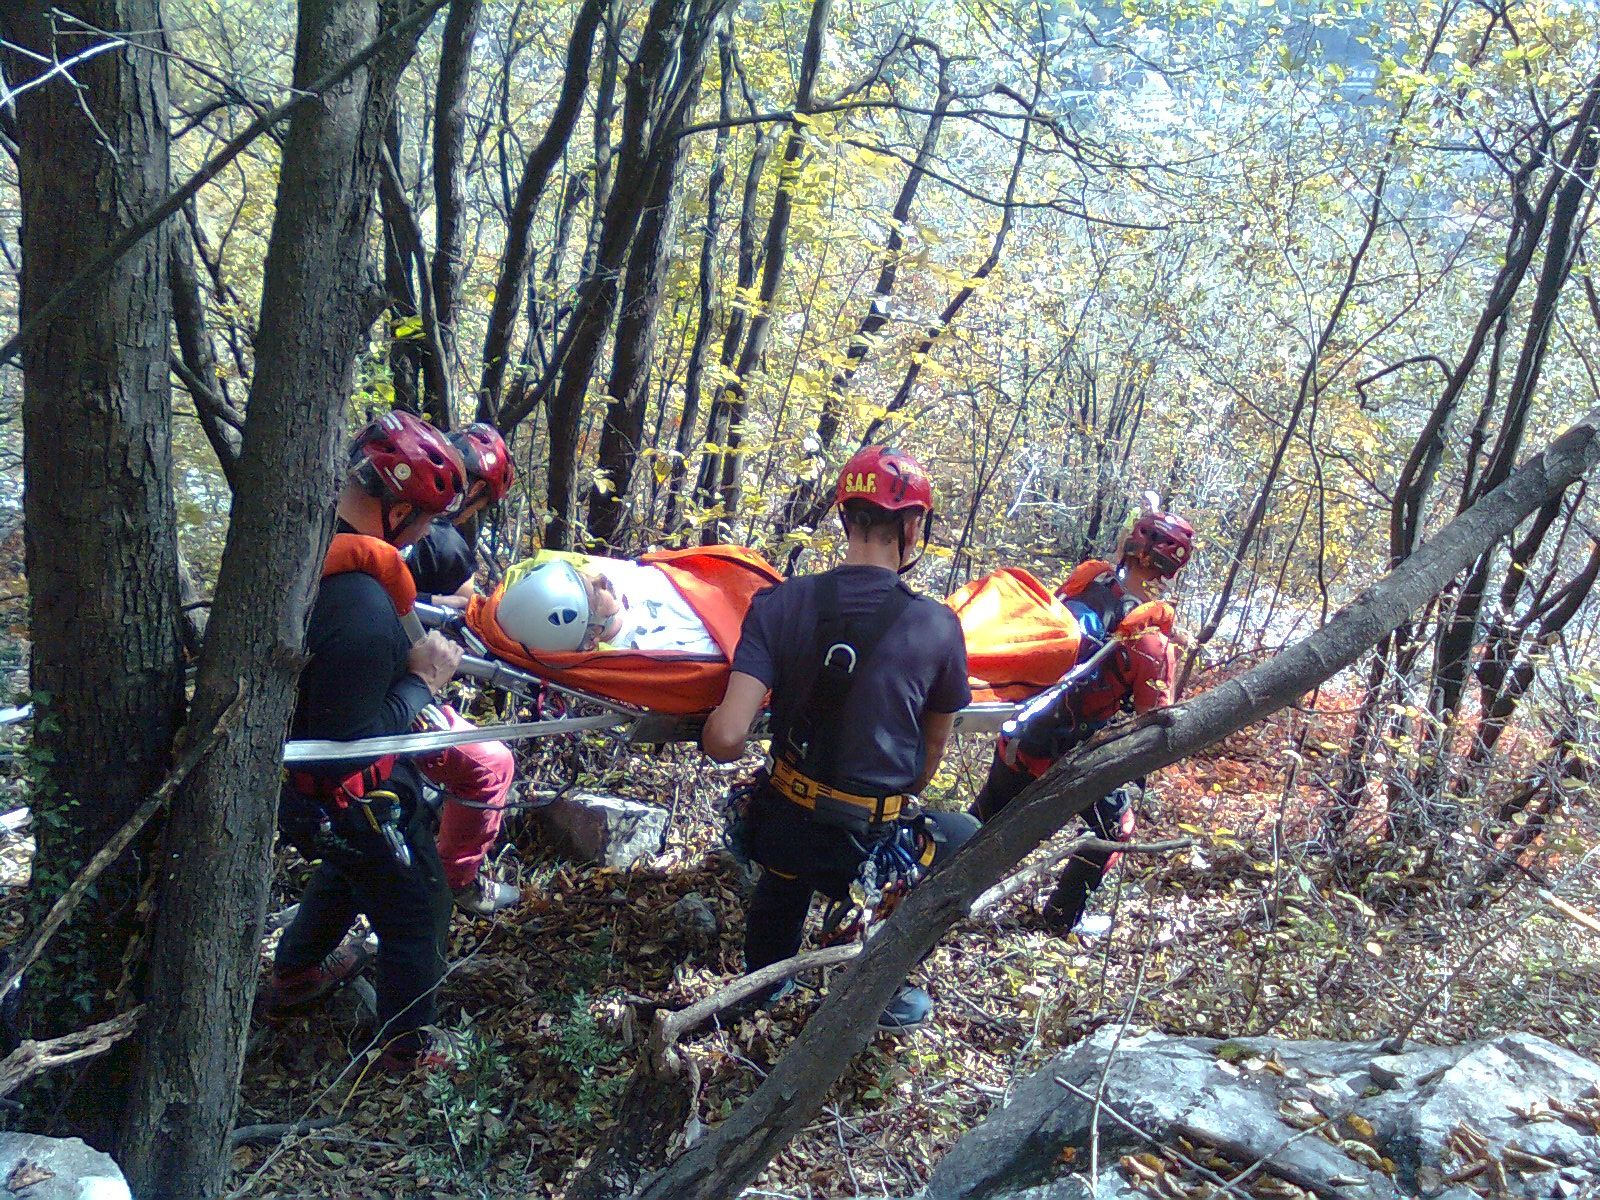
left=0, top=1007, right=142, bottom=1098
left=228, top=1116, right=340, bottom=1148
left=650, top=835, right=1195, bottom=1054
left=0, top=685, right=244, bottom=1002
left=1537, top=887, right=1600, bottom=935
left=651, top=944, right=862, bottom=1051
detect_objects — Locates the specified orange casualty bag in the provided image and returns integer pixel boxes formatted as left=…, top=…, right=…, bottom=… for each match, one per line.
left=945, top=568, right=1082, bottom=703
left=467, top=545, right=782, bottom=714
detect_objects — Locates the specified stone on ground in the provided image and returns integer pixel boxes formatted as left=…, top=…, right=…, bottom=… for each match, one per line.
left=0, top=1133, right=130, bottom=1200
left=533, top=792, right=667, bottom=870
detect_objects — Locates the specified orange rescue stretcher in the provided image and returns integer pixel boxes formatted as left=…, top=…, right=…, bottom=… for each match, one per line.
left=450, top=546, right=1083, bottom=744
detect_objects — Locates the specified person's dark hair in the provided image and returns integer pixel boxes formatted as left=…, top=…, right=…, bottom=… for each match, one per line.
left=842, top=499, right=915, bottom=541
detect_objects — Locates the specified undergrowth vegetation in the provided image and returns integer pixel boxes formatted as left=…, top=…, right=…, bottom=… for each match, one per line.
left=221, top=678, right=1600, bottom=1198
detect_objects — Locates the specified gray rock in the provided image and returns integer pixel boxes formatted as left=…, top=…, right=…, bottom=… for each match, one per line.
left=534, top=792, right=667, bottom=869
left=1406, top=1033, right=1600, bottom=1169
left=0, top=1133, right=130, bottom=1200
left=922, top=1030, right=1600, bottom=1200
left=672, top=892, right=720, bottom=945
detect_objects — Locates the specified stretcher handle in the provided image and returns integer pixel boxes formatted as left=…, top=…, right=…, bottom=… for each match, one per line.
left=998, top=635, right=1124, bottom=746
left=455, top=653, right=544, bottom=698
left=413, top=600, right=492, bottom=657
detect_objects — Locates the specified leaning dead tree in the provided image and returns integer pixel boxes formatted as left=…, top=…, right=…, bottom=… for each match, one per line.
left=619, top=404, right=1600, bottom=1198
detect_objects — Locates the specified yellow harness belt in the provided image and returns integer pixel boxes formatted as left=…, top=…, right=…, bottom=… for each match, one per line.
left=769, top=758, right=909, bottom=827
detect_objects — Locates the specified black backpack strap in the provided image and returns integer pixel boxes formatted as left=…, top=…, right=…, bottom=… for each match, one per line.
left=777, top=576, right=915, bottom=783
left=1074, top=572, right=1139, bottom=638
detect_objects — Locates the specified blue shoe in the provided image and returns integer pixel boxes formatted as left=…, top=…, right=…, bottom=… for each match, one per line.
left=877, top=984, right=933, bottom=1031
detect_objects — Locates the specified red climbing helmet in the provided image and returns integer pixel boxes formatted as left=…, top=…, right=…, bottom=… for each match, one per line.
left=1126, top=511, right=1195, bottom=577
left=449, top=422, right=515, bottom=503
left=351, top=411, right=467, bottom=529
left=835, top=446, right=934, bottom=514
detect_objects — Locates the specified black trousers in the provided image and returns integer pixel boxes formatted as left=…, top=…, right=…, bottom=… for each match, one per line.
left=743, top=789, right=980, bottom=971
left=276, top=796, right=453, bottom=1048
left=970, top=753, right=1136, bottom=930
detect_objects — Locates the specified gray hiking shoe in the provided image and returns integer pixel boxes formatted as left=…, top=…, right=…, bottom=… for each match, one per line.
left=453, top=870, right=522, bottom=916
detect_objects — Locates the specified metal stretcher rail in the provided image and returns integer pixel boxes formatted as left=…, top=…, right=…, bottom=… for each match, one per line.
left=0, top=609, right=1023, bottom=762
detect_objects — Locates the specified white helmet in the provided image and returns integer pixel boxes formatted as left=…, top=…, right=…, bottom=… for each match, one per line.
left=497, top=560, right=590, bottom=652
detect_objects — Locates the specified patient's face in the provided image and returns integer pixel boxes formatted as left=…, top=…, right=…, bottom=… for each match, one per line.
left=579, top=570, right=626, bottom=650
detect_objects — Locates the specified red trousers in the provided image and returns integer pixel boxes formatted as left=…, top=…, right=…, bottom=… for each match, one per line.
left=418, top=706, right=516, bottom=892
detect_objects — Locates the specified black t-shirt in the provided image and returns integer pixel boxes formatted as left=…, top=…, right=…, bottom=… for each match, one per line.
left=405, top=519, right=476, bottom=601
left=730, top=564, right=972, bottom=794
left=292, top=571, right=433, bottom=789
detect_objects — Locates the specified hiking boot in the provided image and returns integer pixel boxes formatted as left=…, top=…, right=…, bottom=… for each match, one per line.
left=877, top=984, right=933, bottom=1032
left=453, top=870, right=522, bottom=916
left=263, top=942, right=373, bottom=1013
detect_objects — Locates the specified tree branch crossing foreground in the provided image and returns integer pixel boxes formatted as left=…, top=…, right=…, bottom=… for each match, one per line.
left=632, top=405, right=1600, bottom=1198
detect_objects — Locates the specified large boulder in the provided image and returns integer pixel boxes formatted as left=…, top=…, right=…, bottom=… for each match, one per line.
left=533, top=792, right=667, bottom=870
left=0, top=1133, right=130, bottom=1200
left=923, top=1030, right=1600, bottom=1200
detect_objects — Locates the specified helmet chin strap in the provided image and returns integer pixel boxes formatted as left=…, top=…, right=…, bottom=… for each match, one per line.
left=897, top=509, right=934, bottom=576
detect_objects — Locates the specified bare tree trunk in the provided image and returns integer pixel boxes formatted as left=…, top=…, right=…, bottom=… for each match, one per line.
left=476, top=0, right=603, bottom=422
left=517, top=0, right=732, bottom=549
left=170, top=224, right=243, bottom=487
left=1338, top=69, right=1599, bottom=824
left=378, top=139, right=451, bottom=416
left=634, top=407, right=1600, bottom=1199
left=1408, top=78, right=1599, bottom=824
left=585, top=118, right=697, bottom=547
left=692, top=123, right=773, bottom=535
left=663, top=32, right=732, bottom=537
left=580, top=0, right=624, bottom=282
left=774, top=75, right=1038, bottom=550
left=1464, top=540, right=1600, bottom=777
left=502, top=171, right=588, bottom=424
left=121, top=1, right=429, bottom=1192
left=1175, top=157, right=1394, bottom=698
left=381, top=108, right=424, bottom=413
left=4, top=0, right=185, bottom=1071
left=426, top=0, right=482, bottom=426
left=702, top=0, right=834, bottom=541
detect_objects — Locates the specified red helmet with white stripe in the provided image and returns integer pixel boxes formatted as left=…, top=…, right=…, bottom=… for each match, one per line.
left=449, top=423, right=515, bottom=504
left=1126, top=512, right=1195, bottom=577
left=350, top=412, right=466, bottom=541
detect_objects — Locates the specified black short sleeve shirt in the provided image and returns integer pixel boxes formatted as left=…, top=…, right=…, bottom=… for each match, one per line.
left=730, top=564, right=971, bottom=793
left=405, top=519, right=476, bottom=600
left=292, top=571, right=432, bottom=789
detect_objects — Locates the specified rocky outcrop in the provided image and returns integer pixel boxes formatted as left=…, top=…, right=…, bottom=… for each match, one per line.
left=0, top=1134, right=130, bottom=1199
left=923, top=1030, right=1600, bottom=1200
